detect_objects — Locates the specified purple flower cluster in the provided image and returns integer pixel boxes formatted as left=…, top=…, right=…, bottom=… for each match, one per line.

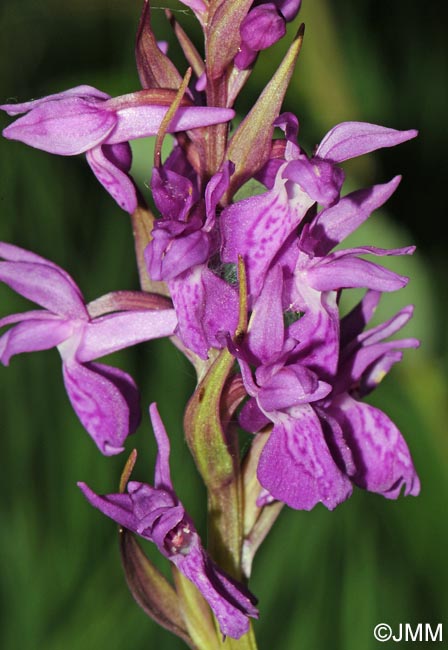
left=0, top=0, right=420, bottom=643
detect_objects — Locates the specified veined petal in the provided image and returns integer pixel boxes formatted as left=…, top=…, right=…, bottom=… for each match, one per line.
left=63, top=359, right=140, bottom=455
left=327, top=395, right=420, bottom=498
left=86, top=143, right=137, bottom=213
left=247, top=266, right=284, bottom=363
left=221, top=169, right=313, bottom=298
left=307, top=257, right=410, bottom=292
left=257, top=367, right=331, bottom=411
left=257, top=407, right=352, bottom=510
left=355, top=304, right=415, bottom=347
left=0, top=318, right=73, bottom=365
left=2, top=96, right=117, bottom=155
left=304, top=176, right=402, bottom=255
left=288, top=291, right=340, bottom=379
left=316, top=122, right=418, bottom=163
left=340, top=339, right=419, bottom=392
left=173, top=541, right=258, bottom=639
left=76, top=309, right=177, bottom=362
left=169, top=267, right=238, bottom=359
left=0, top=260, right=88, bottom=319
left=107, top=105, right=235, bottom=144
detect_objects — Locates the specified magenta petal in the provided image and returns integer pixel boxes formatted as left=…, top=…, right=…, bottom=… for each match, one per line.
left=240, top=5, right=286, bottom=53
left=62, top=359, right=139, bottom=455
left=288, top=293, right=340, bottom=379
left=2, top=96, right=117, bottom=155
left=305, top=176, right=402, bottom=255
left=0, top=85, right=110, bottom=115
left=247, top=266, right=284, bottom=363
left=169, top=267, right=238, bottom=359
left=108, top=106, right=235, bottom=143
left=0, top=260, right=88, bottom=319
left=239, top=398, right=270, bottom=433
left=257, top=407, right=353, bottom=510
left=76, top=309, right=177, bottom=362
left=340, top=290, right=381, bottom=346
left=307, top=257, right=410, bottom=292
left=316, top=122, right=418, bottom=163
left=355, top=304, right=415, bottom=347
left=0, top=242, right=85, bottom=297
left=174, top=543, right=258, bottom=639
left=149, top=403, right=173, bottom=491
left=221, top=170, right=312, bottom=298
left=284, top=157, right=344, bottom=207
left=0, top=318, right=73, bottom=365
left=258, top=367, right=331, bottom=411
left=328, top=395, right=420, bottom=498
left=78, top=482, right=138, bottom=530
left=86, top=144, right=137, bottom=213
left=342, top=339, right=419, bottom=390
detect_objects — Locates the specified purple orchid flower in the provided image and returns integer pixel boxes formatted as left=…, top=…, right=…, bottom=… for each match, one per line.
left=235, top=266, right=353, bottom=510
left=221, top=113, right=417, bottom=300
left=0, top=243, right=177, bottom=455
left=1, top=86, right=235, bottom=213
left=313, top=291, right=421, bottom=499
left=145, top=158, right=239, bottom=359
left=78, top=403, right=258, bottom=639
left=237, top=280, right=420, bottom=508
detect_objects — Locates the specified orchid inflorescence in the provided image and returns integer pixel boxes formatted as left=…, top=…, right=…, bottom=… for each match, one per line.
left=0, top=1, right=419, bottom=647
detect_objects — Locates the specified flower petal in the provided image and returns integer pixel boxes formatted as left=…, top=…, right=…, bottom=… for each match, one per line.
left=173, top=541, right=258, bottom=639
left=0, top=318, right=73, bottom=365
left=307, top=257, right=410, bottom=292
left=107, top=105, right=235, bottom=144
left=149, top=403, right=174, bottom=492
left=76, top=309, right=177, bottom=362
left=221, top=169, right=313, bottom=298
left=316, top=122, right=418, bottom=163
left=62, top=359, right=140, bottom=455
left=327, top=395, right=420, bottom=498
left=239, top=397, right=270, bottom=433
left=304, top=176, right=401, bottom=256
left=0, top=242, right=86, bottom=298
left=2, top=96, right=117, bottom=155
left=0, top=259, right=87, bottom=319
left=340, top=290, right=381, bottom=347
left=169, top=267, right=238, bottom=359
left=86, top=143, right=137, bottom=213
left=247, top=266, right=284, bottom=364
left=0, top=85, right=110, bottom=115
left=78, top=482, right=138, bottom=529
left=257, top=407, right=352, bottom=510
left=284, top=156, right=344, bottom=207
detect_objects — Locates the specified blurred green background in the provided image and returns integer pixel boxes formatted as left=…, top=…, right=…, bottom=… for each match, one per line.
left=0, top=1, right=446, bottom=648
